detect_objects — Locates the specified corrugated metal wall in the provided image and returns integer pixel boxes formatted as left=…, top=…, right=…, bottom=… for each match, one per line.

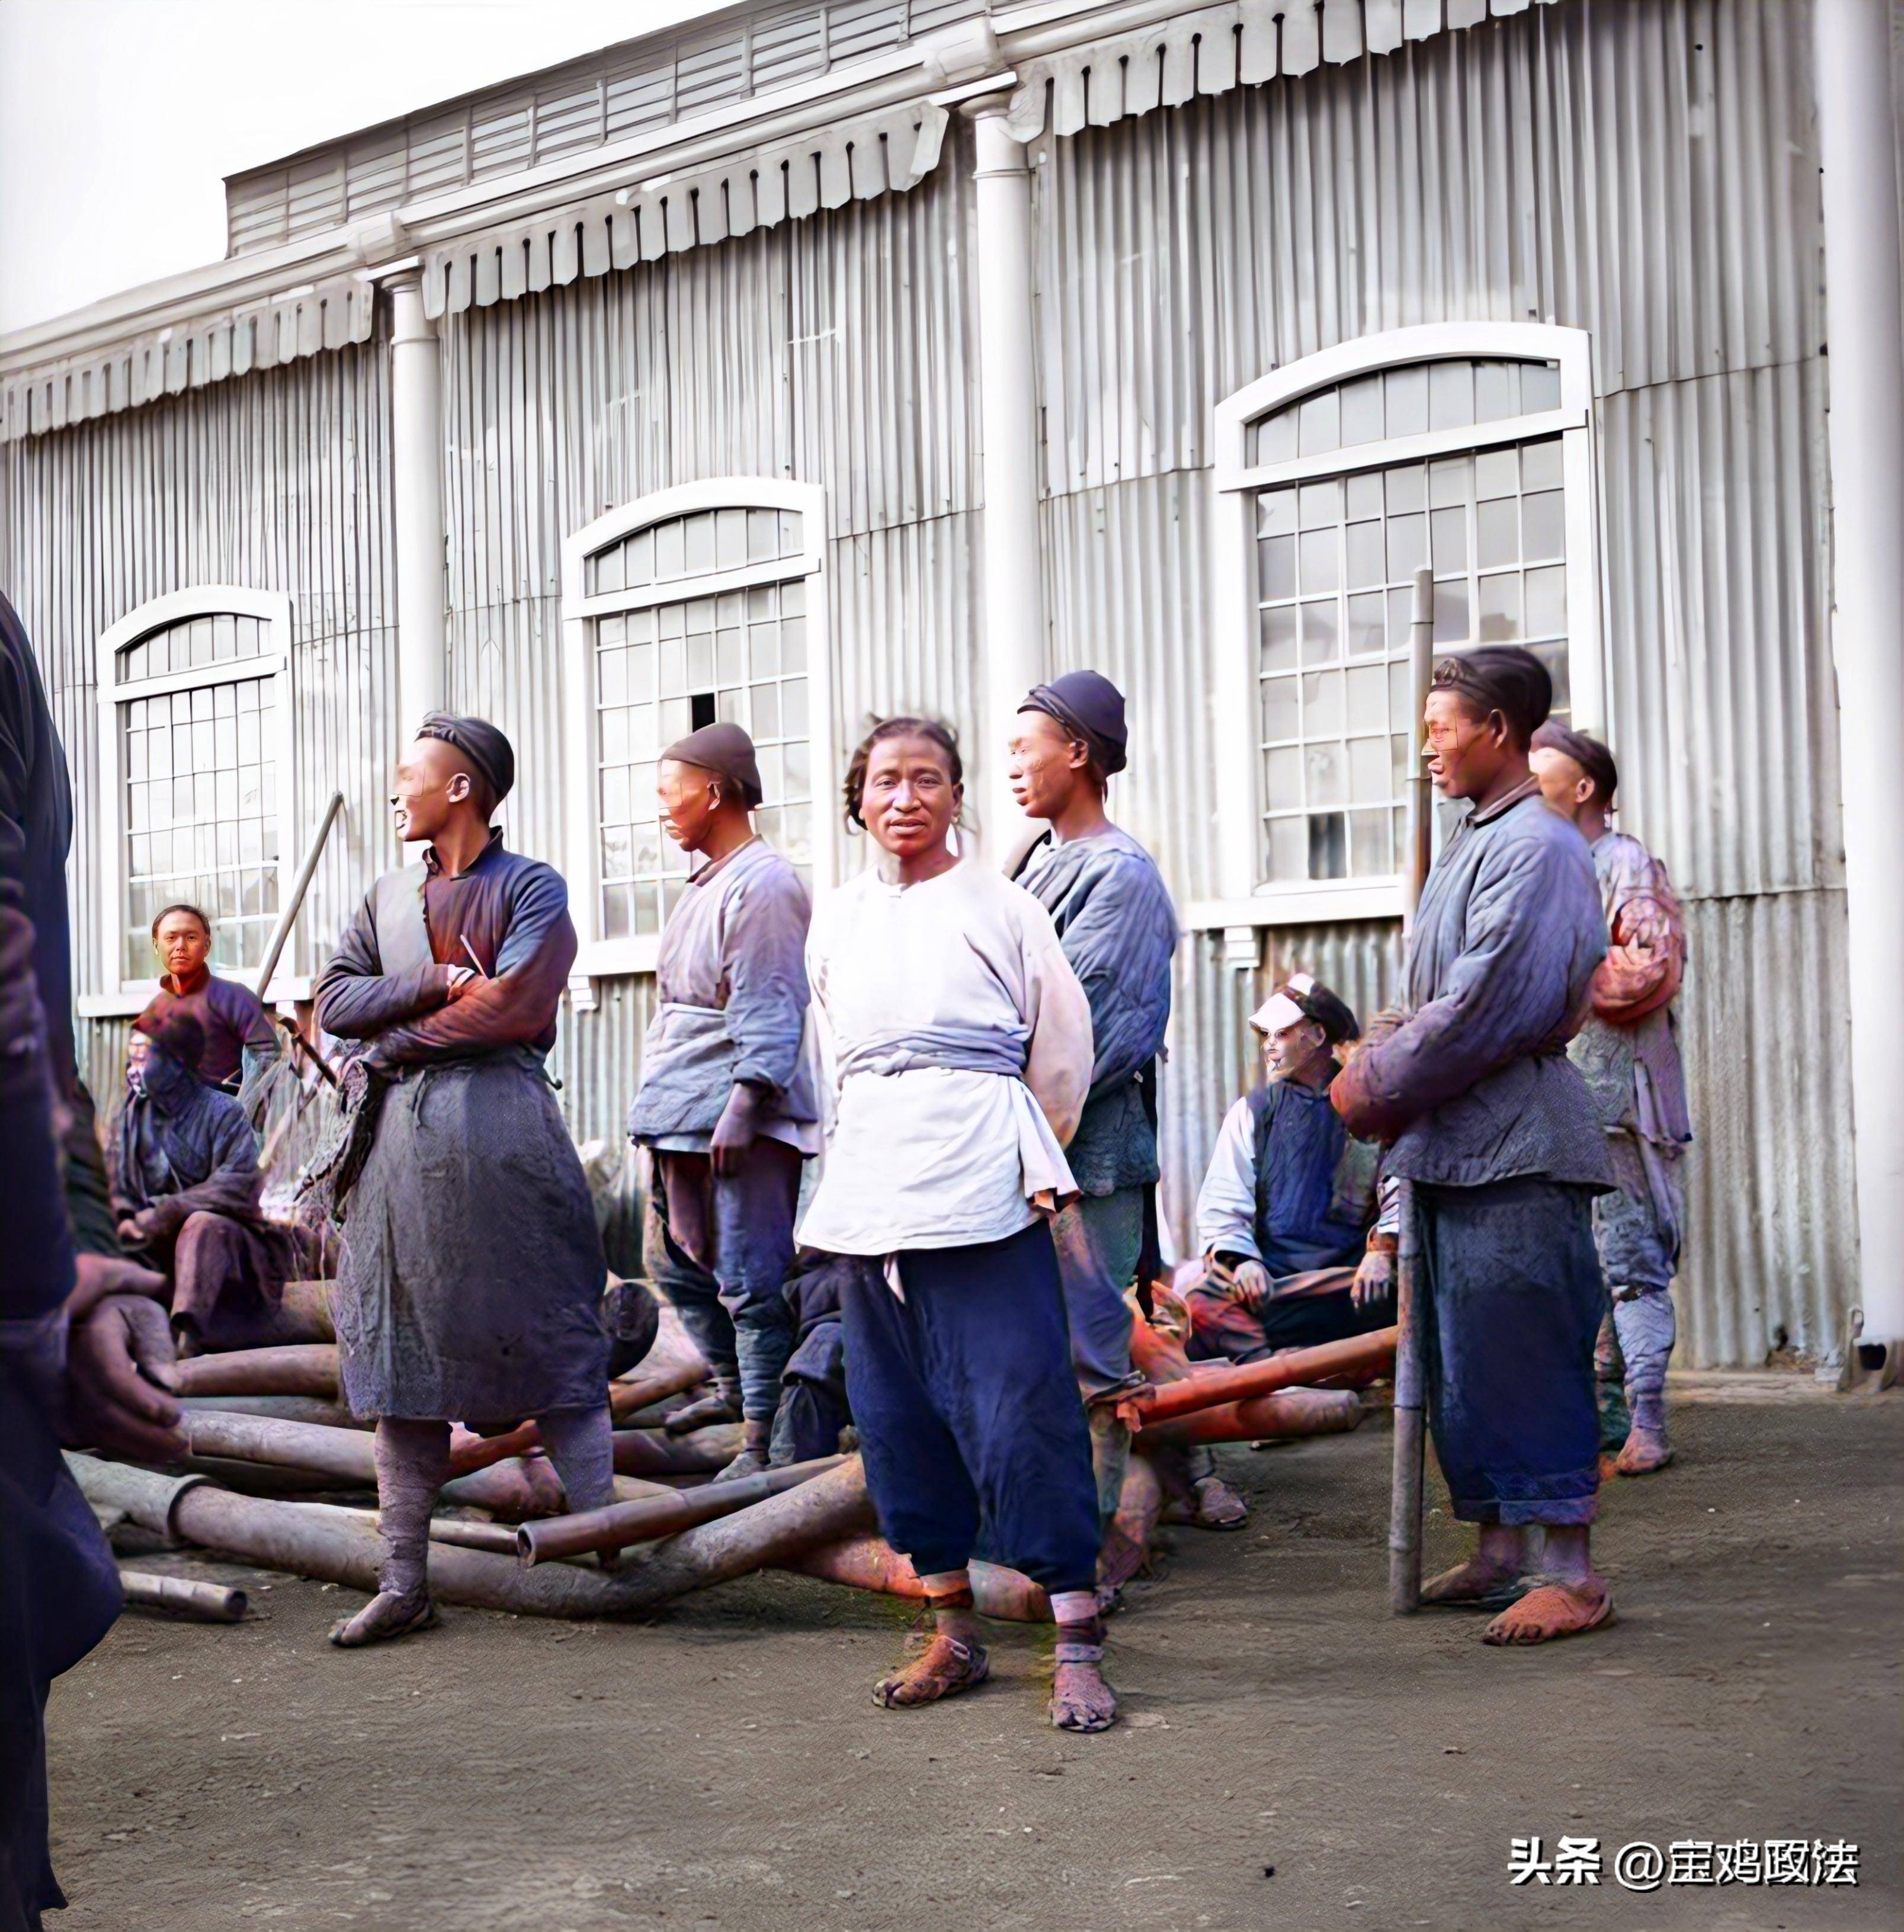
left=0, top=337, right=400, bottom=1014
left=1032, top=0, right=1850, bottom=1363
left=0, top=0, right=1850, bottom=1364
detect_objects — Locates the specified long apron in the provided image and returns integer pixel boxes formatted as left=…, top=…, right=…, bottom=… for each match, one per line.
left=334, top=1046, right=609, bottom=1421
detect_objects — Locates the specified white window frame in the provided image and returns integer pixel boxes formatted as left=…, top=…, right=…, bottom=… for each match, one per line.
left=1197, top=321, right=1603, bottom=934
left=88, top=585, right=296, bottom=1013
left=560, top=477, right=835, bottom=982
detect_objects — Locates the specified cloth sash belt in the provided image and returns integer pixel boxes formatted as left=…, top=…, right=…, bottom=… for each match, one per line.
left=839, top=1027, right=1076, bottom=1263
left=628, top=1001, right=741, bottom=1140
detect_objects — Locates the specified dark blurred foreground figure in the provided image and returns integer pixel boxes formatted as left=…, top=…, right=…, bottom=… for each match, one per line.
left=1009, top=670, right=1178, bottom=1526
left=1334, top=648, right=1615, bottom=1647
left=628, top=720, right=817, bottom=1481
left=1531, top=723, right=1691, bottom=1475
left=2, top=591, right=184, bottom=1931
left=111, top=1003, right=293, bottom=1353
left=310, top=713, right=612, bottom=1648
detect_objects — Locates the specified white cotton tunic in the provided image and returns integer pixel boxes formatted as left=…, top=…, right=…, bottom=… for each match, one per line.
left=796, top=858, right=1095, bottom=1257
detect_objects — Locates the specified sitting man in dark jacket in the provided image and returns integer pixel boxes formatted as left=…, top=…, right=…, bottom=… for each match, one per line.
left=112, top=1001, right=293, bottom=1354
left=1184, top=975, right=1396, bottom=1364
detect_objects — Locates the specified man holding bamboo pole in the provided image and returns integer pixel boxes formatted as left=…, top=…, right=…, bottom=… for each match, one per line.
left=1332, top=647, right=1615, bottom=1646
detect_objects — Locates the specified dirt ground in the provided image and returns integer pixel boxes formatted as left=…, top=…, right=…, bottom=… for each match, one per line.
left=46, top=1393, right=1902, bottom=1932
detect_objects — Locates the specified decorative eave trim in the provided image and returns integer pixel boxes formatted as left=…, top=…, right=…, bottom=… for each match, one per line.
left=421, top=98, right=948, bottom=320
left=0, top=0, right=1559, bottom=442
left=1004, top=0, right=1556, bottom=140
left=0, top=278, right=377, bottom=444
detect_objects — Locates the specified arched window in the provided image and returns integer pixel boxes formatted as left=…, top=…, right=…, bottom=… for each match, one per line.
left=95, top=588, right=293, bottom=993
left=560, top=479, right=833, bottom=979
left=1203, top=323, right=1602, bottom=931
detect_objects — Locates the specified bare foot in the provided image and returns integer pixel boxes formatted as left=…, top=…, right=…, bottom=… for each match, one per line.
left=1614, top=1425, right=1673, bottom=1476
left=1481, top=1577, right=1613, bottom=1645
left=873, top=1633, right=989, bottom=1709
left=664, top=1392, right=739, bottom=1436
left=1191, top=1474, right=1249, bottom=1530
left=328, top=1587, right=437, bottom=1648
left=1421, top=1555, right=1524, bottom=1609
left=1049, top=1658, right=1118, bottom=1732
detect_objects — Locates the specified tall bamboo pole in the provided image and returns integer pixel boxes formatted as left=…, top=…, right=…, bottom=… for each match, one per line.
left=1389, top=567, right=1436, bottom=1615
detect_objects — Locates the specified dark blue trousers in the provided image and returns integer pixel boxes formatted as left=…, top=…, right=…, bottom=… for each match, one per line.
left=840, top=1220, right=1102, bottom=1594
left=1418, top=1177, right=1604, bottom=1528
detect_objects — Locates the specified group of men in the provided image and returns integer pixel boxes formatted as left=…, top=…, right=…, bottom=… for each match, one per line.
left=4, top=565, right=1691, bottom=1909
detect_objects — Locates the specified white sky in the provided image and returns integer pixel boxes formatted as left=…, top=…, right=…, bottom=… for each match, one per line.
left=0, top=0, right=729, bottom=336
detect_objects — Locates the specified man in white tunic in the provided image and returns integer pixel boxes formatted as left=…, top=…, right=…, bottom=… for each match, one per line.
left=800, top=717, right=1116, bottom=1733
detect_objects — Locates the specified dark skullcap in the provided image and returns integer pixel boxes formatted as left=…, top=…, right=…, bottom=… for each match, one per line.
left=133, top=996, right=206, bottom=1074
left=1430, top=646, right=1552, bottom=745
left=416, top=713, right=516, bottom=809
left=1531, top=720, right=1619, bottom=804
left=662, top=720, right=764, bottom=809
left=1019, top=670, right=1129, bottom=778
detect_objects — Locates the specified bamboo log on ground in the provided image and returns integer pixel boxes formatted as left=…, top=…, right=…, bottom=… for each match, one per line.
left=607, top=1302, right=711, bottom=1420
left=181, top=1454, right=360, bottom=1496
left=1135, top=1386, right=1364, bottom=1449
left=1122, top=1328, right=1397, bottom=1428
left=778, top=1539, right=1052, bottom=1622
left=182, top=1394, right=363, bottom=1429
left=517, top=1456, right=844, bottom=1565
left=172, top=1345, right=338, bottom=1399
left=69, top=1453, right=876, bottom=1620
left=118, top=1570, right=249, bottom=1622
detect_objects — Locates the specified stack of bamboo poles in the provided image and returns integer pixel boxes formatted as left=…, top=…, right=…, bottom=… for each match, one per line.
left=76, top=1287, right=1396, bottom=1629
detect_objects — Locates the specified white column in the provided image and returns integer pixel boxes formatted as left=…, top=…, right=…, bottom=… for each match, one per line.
left=966, top=99, right=1045, bottom=859
left=389, top=274, right=446, bottom=738
left=1813, top=0, right=1904, bottom=1361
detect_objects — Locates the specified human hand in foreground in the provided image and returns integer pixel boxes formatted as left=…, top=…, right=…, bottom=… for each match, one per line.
left=444, top=965, right=479, bottom=1002
left=1351, top=1247, right=1395, bottom=1310
left=710, top=1082, right=763, bottom=1178
left=70, top=1249, right=169, bottom=1321
left=1226, top=1257, right=1272, bottom=1311
left=65, top=1291, right=185, bottom=1464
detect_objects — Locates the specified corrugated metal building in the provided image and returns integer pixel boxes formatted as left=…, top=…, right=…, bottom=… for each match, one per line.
left=4, top=0, right=1899, bottom=1372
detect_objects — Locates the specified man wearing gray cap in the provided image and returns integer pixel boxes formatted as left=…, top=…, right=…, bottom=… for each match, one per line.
left=1009, top=670, right=1178, bottom=1531
left=627, top=721, right=819, bottom=1481
left=312, top=714, right=614, bottom=1646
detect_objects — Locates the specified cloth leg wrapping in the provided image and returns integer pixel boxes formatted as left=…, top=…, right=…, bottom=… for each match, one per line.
left=1417, top=1178, right=1603, bottom=1528
left=840, top=1220, right=1102, bottom=1594
left=1594, top=1305, right=1632, bottom=1452
left=709, top=1140, right=802, bottom=1425
left=535, top=1404, right=616, bottom=1514
left=1612, top=1290, right=1677, bottom=1430
left=643, top=1156, right=740, bottom=1401
left=1049, top=1188, right=1143, bottom=1398
left=373, top=1418, right=450, bottom=1595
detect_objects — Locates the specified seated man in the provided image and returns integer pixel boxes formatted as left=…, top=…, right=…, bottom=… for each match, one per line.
left=111, top=1002, right=293, bottom=1353
left=148, top=902, right=282, bottom=1120
left=767, top=1248, right=862, bottom=1468
left=1185, top=975, right=1396, bottom=1365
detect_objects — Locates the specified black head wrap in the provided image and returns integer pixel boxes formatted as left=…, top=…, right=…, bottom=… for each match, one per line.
left=1019, top=669, right=1129, bottom=778
left=662, top=720, right=764, bottom=809
left=416, top=713, right=516, bottom=810
left=1530, top=721, right=1618, bottom=805
left=134, top=997, right=206, bottom=1074
left=1429, top=647, right=1552, bottom=746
